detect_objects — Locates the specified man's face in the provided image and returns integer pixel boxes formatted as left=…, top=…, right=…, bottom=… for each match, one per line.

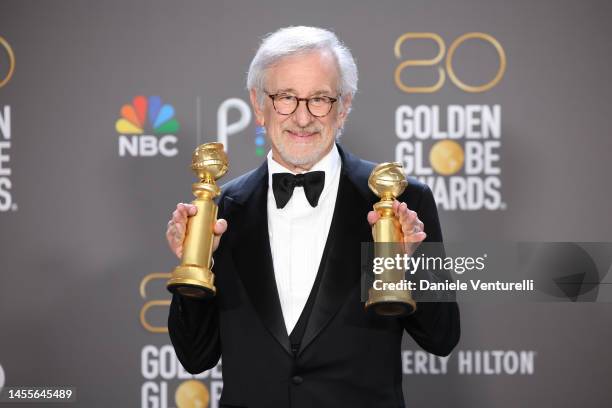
left=250, top=50, right=352, bottom=171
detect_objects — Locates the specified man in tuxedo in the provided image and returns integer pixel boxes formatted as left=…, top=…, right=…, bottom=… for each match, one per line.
left=166, top=26, right=460, bottom=408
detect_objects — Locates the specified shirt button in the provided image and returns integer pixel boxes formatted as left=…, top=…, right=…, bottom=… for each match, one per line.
left=292, top=375, right=304, bottom=385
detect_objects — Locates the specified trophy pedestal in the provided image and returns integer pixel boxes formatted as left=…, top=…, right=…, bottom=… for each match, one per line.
left=167, top=264, right=216, bottom=298
left=365, top=288, right=416, bottom=316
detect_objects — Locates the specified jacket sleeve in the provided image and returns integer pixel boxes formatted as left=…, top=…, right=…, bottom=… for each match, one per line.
left=168, top=293, right=221, bottom=374
left=401, top=184, right=461, bottom=356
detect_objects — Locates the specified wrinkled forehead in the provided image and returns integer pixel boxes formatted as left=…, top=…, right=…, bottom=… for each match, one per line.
left=263, top=49, right=341, bottom=95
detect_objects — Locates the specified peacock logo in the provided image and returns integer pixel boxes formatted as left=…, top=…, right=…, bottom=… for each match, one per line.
left=116, top=96, right=180, bottom=135
left=116, top=96, right=180, bottom=157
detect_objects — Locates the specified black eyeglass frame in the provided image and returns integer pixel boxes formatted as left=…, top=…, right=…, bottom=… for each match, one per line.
left=265, top=92, right=340, bottom=117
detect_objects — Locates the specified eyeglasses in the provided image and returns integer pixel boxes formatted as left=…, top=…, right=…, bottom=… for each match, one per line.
left=266, top=92, right=339, bottom=117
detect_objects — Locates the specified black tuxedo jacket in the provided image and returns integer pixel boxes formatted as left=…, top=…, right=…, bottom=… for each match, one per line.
left=168, top=144, right=460, bottom=408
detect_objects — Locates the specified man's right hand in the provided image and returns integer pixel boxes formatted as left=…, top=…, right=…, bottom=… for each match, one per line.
left=166, top=202, right=228, bottom=259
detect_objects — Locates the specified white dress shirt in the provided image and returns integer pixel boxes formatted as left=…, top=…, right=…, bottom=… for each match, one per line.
left=266, top=144, right=342, bottom=334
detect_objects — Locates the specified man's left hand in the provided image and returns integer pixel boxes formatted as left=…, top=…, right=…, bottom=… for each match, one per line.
left=367, top=200, right=426, bottom=256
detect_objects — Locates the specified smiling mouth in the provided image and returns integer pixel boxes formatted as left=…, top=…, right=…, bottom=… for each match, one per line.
left=285, top=130, right=319, bottom=138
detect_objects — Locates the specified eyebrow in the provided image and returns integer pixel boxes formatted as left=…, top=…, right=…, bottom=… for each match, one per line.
left=275, top=88, right=334, bottom=96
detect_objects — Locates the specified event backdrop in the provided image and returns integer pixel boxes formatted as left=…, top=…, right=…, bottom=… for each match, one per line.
left=1, top=0, right=612, bottom=407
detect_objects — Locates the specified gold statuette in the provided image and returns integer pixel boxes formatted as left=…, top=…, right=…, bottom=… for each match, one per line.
left=166, top=142, right=228, bottom=299
left=365, top=162, right=417, bottom=316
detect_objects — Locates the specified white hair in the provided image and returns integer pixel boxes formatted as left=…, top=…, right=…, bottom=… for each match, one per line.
left=246, top=26, right=358, bottom=115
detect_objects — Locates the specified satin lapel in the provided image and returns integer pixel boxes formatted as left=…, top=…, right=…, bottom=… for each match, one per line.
left=226, top=166, right=292, bottom=356
left=298, top=159, right=374, bottom=355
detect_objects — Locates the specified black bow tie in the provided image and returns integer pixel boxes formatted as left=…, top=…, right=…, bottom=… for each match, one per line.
left=272, top=171, right=325, bottom=209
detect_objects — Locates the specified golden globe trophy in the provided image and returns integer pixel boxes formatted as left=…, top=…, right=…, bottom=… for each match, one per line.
left=166, top=142, right=228, bottom=299
left=365, top=162, right=417, bottom=316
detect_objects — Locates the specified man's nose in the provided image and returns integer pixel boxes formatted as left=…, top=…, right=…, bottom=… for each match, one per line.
left=293, top=100, right=314, bottom=127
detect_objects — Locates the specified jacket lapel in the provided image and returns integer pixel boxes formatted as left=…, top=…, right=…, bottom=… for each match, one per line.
left=298, top=145, right=377, bottom=355
left=223, top=163, right=293, bottom=356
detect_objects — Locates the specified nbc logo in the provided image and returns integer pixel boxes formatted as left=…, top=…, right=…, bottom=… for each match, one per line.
left=116, top=96, right=180, bottom=157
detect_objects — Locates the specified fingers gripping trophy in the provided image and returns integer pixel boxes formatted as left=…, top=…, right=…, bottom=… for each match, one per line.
left=365, top=162, right=417, bottom=317
left=166, top=142, right=228, bottom=299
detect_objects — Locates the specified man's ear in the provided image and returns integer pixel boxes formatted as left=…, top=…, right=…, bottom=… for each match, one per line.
left=250, top=89, right=265, bottom=126
left=336, top=94, right=353, bottom=129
